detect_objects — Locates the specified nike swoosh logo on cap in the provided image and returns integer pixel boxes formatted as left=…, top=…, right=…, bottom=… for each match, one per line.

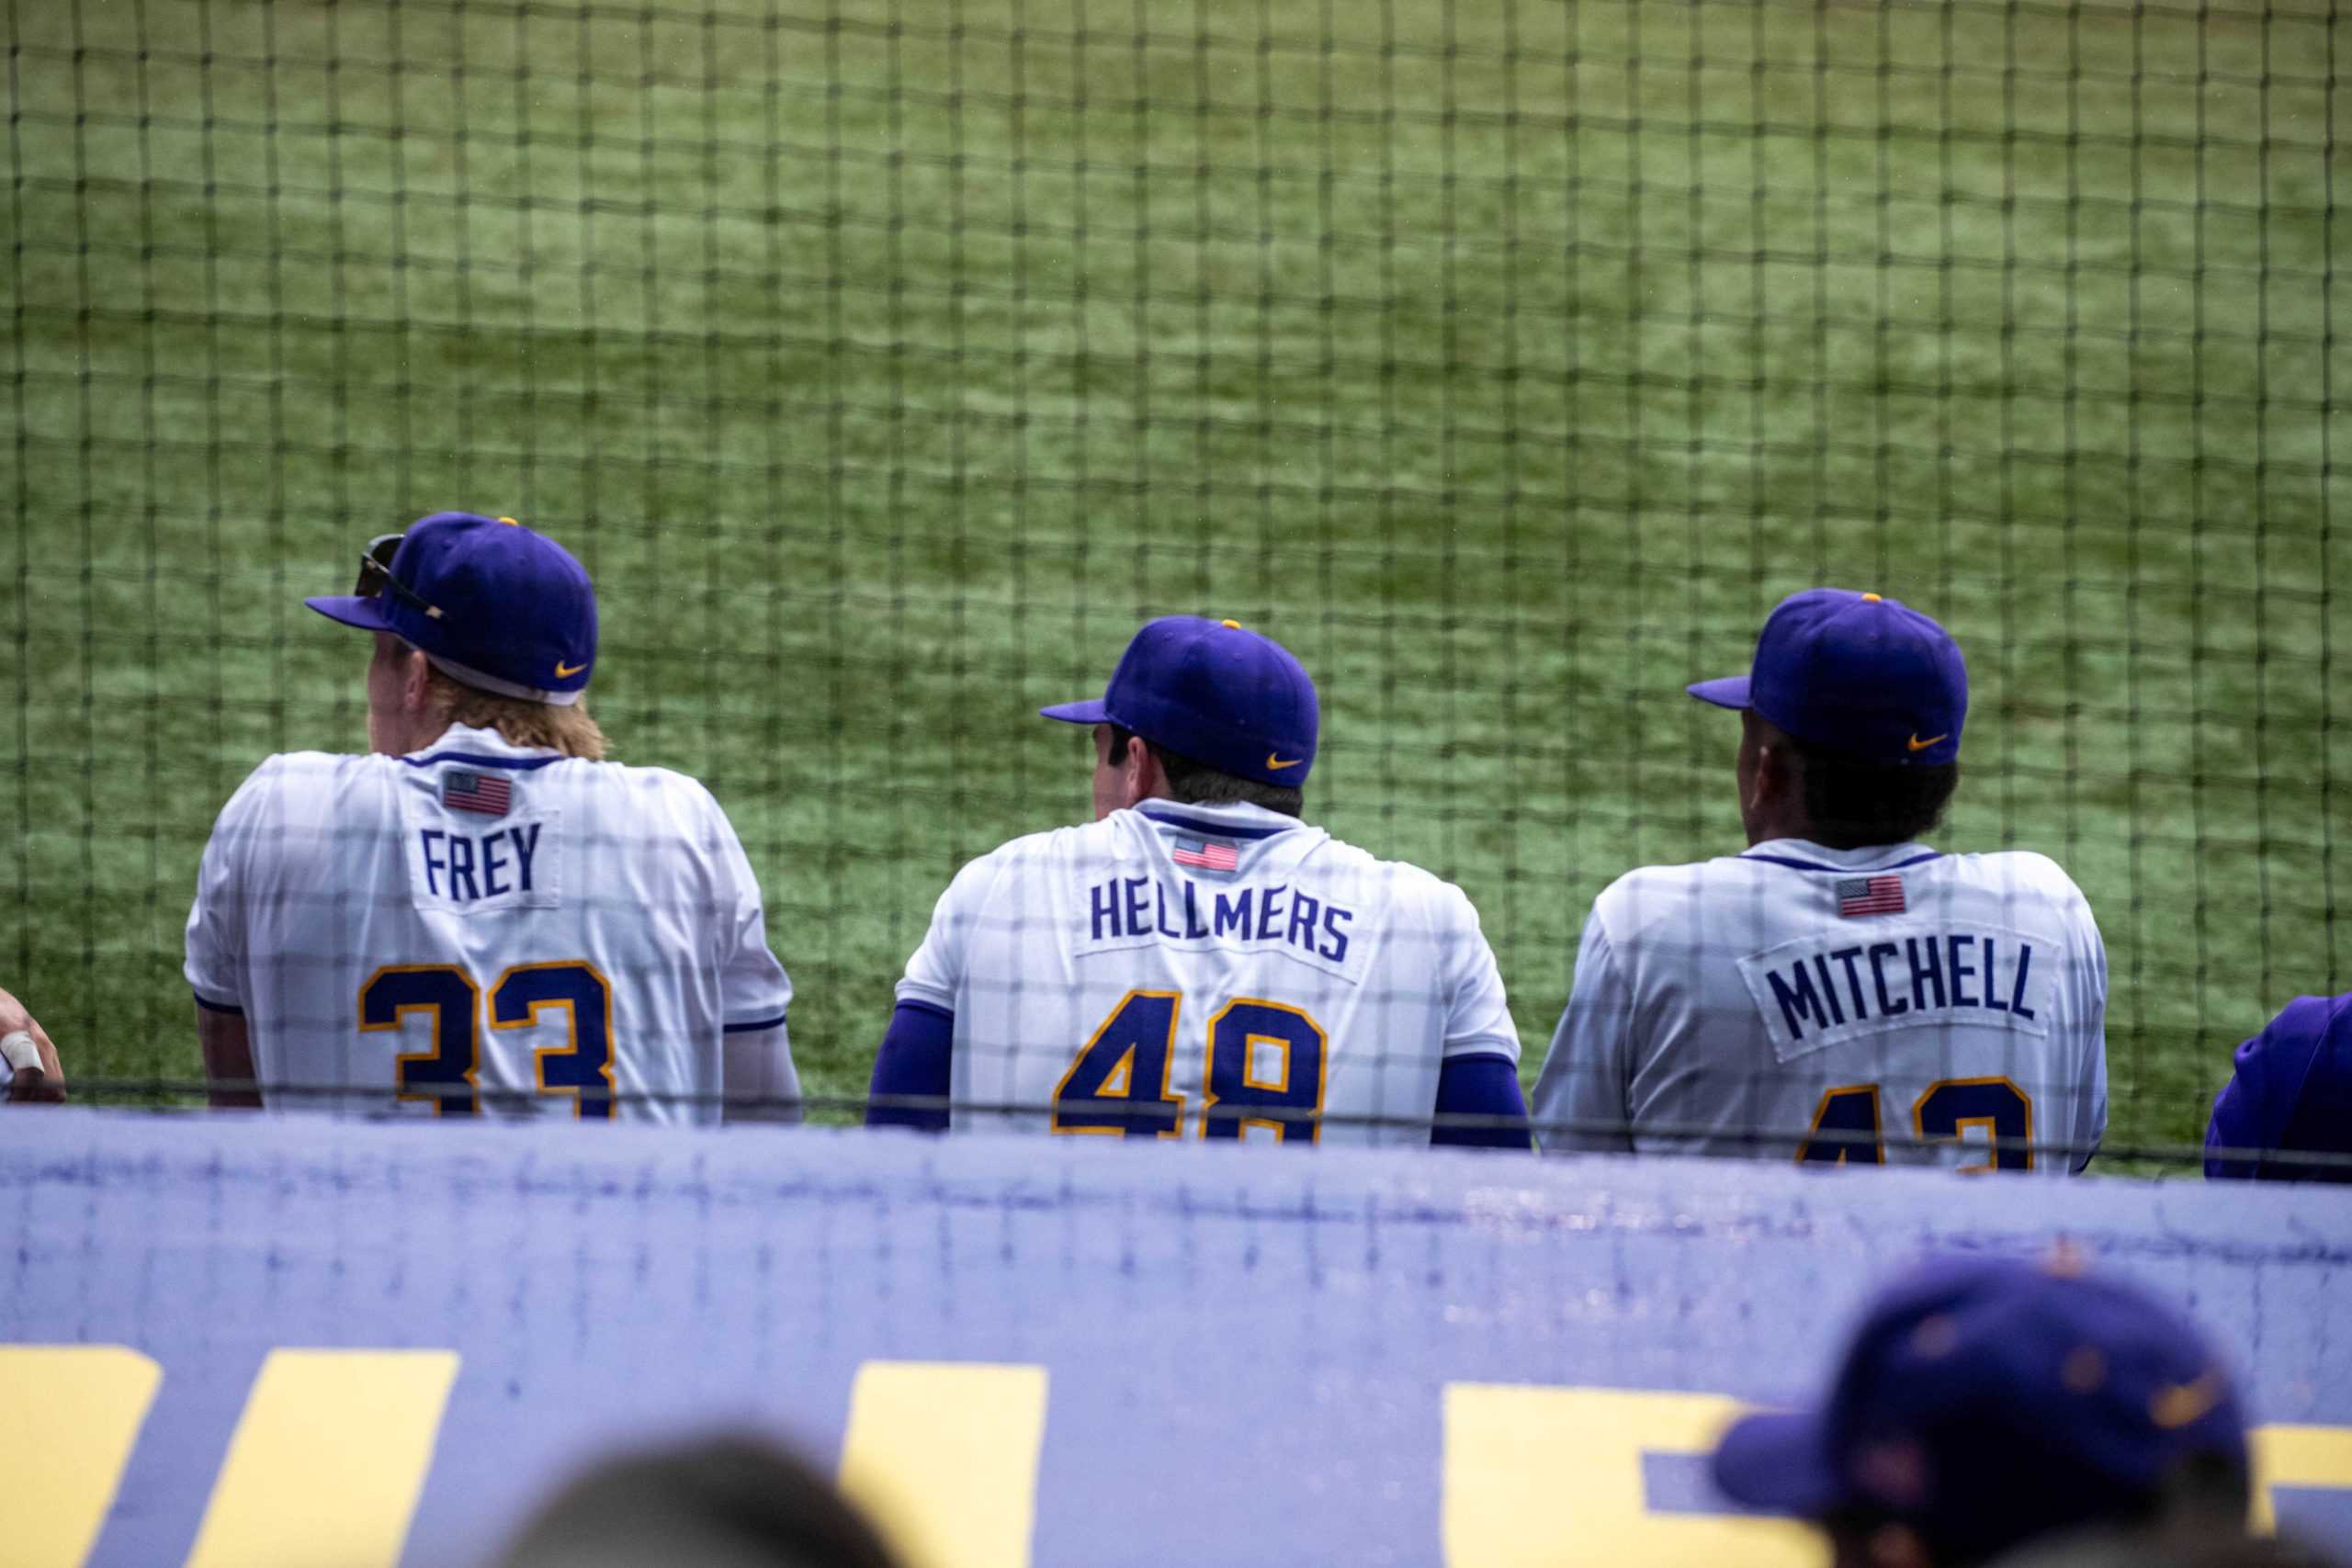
left=556, top=660, right=587, bottom=679
left=1907, top=732, right=1949, bottom=752
left=1266, top=753, right=1305, bottom=771
left=2149, top=1370, right=2225, bottom=1429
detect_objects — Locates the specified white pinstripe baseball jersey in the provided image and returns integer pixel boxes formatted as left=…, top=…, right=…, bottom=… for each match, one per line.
left=1531, top=839, right=2107, bottom=1170
left=185, top=723, right=795, bottom=1122
left=896, top=798, right=1520, bottom=1144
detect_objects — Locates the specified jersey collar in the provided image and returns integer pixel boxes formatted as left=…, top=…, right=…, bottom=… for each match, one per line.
left=400, top=722, right=568, bottom=772
left=1739, top=838, right=1942, bottom=874
left=1134, top=798, right=1305, bottom=841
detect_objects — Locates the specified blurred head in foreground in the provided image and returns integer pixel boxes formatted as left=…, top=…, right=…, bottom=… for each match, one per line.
left=497, top=1435, right=903, bottom=1568
left=1992, top=1526, right=2346, bottom=1568
left=1713, top=1254, right=2251, bottom=1568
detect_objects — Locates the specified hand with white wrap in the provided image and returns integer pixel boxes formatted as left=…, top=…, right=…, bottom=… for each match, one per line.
left=0, top=985, right=65, bottom=1104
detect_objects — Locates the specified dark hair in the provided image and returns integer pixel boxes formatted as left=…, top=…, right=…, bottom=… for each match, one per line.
left=498, top=1434, right=903, bottom=1568
left=1822, top=1453, right=2253, bottom=1568
left=1787, top=733, right=1961, bottom=849
left=1107, top=725, right=1304, bottom=818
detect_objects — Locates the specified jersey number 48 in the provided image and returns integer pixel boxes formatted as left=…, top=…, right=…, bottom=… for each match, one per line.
left=1052, top=989, right=1330, bottom=1143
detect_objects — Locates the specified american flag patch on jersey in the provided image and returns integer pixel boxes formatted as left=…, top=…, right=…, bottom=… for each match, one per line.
left=1837, top=874, right=1906, bottom=917
left=1170, top=834, right=1240, bottom=874
left=443, top=769, right=513, bottom=818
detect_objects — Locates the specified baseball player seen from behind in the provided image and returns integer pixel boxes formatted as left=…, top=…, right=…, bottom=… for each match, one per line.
left=865, top=615, right=1532, bottom=1148
left=1531, top=589, right=2108, bottom=1169
left=186, top=512, right=800, bottom=1122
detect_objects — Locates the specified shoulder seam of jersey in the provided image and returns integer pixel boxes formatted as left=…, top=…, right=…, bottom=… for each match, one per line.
left=1135, top=805, right=1296, bottom=841
left=1737, top=850, right=1945, bottom=874
left=401, top=750, right=568, bottom=773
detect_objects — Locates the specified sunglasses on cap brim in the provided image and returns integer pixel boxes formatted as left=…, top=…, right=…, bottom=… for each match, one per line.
left=354, top=533, right=445, bottom=620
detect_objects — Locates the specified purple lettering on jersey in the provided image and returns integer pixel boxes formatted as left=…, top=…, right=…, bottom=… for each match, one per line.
left=1091, top=880, right=1122, bottom=942
left=508, top=823, right=541, bottom=892
left=1868, top=942, right=1908, bottom=1016
left=1320, top=904, right=1352, bottom=964
left=447, top=834, right=481, bottom=902
left=1906, top=936, right=1946, bottom=1010
left=419, top=829, right=448, bottom=897
left=2009, top=942, right=2038, bottom=1020
left=481, top=831, right=513, bottom=898
left=1947, top=934, right=1978, bottom=1007
left=1810, top=954, right=1848, bottom=1025
left=1981, top=937, right=2009, bottom=1012
left=1259, top=885, right=1286, bottom=941
left=1181, top=882, right=1211, bottom=941
left=1214, top=889, right=1253, bottom=941
left=1124, top=878, right=1150, bottom=938
left=1828, top=946, right=1870, bottom=1020
left=1153, top=884, right=1184, bottom=939
left=1768, top=963, right=1830, bottom=1042
left=1286, top=892, right=1320, bottom=952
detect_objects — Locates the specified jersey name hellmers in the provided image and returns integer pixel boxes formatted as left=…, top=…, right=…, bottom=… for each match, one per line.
left=1530, top=840, right=2108, bottom=1171
left=896, top=799, right=1520, bottom=1145
left=184, top=724, right=794, bottom=1122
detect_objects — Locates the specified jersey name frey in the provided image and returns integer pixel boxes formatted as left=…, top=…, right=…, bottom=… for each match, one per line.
left=185, top=724, right=794, bottom=1123
left=413, top=818, right=551, bottom=910
left=898, top=798, right=1517, bottom=1146
left=1532, top=839, right=2108, bottom=1171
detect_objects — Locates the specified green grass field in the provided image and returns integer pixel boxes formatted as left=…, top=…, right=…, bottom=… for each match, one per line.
left=6, top=0, right=2345, bottom=1163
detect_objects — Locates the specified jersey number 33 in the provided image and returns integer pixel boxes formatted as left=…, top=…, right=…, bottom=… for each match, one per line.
left=360, top=962, right=615, bottom=1118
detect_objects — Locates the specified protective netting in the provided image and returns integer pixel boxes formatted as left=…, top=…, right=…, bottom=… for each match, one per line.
left=6, top=0, right=2342, bottom=1168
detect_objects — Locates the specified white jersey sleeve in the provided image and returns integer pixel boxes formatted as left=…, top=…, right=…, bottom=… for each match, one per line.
left=2064, top=876, right=2110, bottom=1169
left=705, top=789, right=797, bottom=1118
left=184, top=759, right=277, bottom=1010
left=1438, top=884, right=1520, bottom=1063
left=707, top=794, right=791, bottom=1031
left=1529, top=911, right=1637, bottom=1154
left=895, top=852, right=997, bottom=1016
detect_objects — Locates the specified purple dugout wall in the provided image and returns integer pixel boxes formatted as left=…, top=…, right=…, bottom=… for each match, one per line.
left=6, top=1111, right=2352, bottom=1567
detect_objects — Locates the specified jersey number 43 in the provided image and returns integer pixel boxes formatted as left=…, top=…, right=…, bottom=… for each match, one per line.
left=360, top=962, right=615, bottom=1119
left=1052, top=989, right=1330, bottom=1143
left=1797, top=1077, right=2035, bottom=1170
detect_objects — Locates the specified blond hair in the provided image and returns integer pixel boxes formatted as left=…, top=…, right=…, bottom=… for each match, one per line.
left=421, top=660, right=610, bottom=760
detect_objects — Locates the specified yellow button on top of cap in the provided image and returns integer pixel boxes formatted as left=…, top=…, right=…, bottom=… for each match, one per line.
left=497, top=516, right=521, bottom=526
left=1221, top=619, right=1242, bottom=628
left=1860, top=592, right=1883, bottom=602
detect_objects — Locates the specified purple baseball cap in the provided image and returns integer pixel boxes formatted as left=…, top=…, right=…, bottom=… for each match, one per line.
left=1041, top=616, right=1319, bottom=787
left=1690, top=588, right=1968, bottom=765
left=2206, top=992, right=2352, bottom=1182
left=306, top=513, right=598, bottom=705
left=1713, top=1255, right=2247, bottom=1563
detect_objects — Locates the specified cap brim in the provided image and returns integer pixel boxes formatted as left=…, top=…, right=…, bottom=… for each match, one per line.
left=1710, top=1409, right=1841, bottom=1517
left=305, top=594, right=397, bottom=633
left=1686, top=674, right=1753, bottom=711
left=1040, top=698, right=1112, bottom=726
